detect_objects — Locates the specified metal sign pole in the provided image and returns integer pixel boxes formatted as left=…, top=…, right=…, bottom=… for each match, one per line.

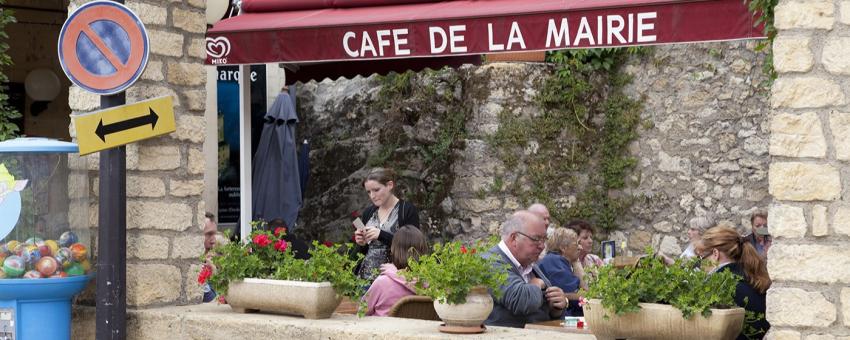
left=96, top=92, right=127, bottom=340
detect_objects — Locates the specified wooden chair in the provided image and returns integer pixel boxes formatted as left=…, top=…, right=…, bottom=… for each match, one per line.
left=387, top=295, right=440, bottom=321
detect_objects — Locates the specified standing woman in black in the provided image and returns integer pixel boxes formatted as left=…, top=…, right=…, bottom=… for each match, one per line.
left=353, top=168, right=420, bottom=282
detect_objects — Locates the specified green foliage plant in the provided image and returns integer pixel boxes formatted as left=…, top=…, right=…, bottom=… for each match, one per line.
left=584, top=248, right=738, bottom=319
left=206, top=222, right=368, bottom=313
left=0, top=0, right=21, bottom=141
left=746, top=0, right=778, bottom=86
left=402, top=239, right=508, bottom=305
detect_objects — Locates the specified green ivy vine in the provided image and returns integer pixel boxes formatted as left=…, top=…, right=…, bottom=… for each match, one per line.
left=0, top=0, right=21, bottom=141
left=369, top=69, right=468, bottom=241
left=487, top=48, right=647, bottom=232
left=747, top=0, right=778, bottom=86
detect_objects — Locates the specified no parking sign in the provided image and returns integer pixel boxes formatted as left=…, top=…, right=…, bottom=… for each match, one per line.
left=58, top=1, right=149, bottom=95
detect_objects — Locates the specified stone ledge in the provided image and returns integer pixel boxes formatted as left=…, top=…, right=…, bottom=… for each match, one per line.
left=72, top=303, right=596, bottom=339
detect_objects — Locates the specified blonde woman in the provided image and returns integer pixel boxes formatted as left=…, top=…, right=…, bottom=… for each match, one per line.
left=538, top=227, right=587, bottom=316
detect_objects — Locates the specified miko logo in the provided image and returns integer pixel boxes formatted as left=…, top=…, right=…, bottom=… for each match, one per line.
left=206, top=36, right=231, bottom=64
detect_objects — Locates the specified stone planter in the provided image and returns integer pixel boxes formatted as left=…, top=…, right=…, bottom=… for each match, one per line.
left=226, top=278, right=342, bottom=319
left=433, top=286, right=494, bottom=328
left=583, top=299, right=745, bottom=340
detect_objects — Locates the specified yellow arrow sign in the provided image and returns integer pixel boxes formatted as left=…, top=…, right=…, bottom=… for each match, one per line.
left=73, top=95, right=176, bottom=155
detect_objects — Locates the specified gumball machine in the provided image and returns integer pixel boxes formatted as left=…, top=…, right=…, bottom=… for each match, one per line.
left=0, top=138, right=92, bottom=340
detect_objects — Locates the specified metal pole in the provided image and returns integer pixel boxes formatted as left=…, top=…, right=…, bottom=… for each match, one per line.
left=95, top=91, right=127, bottom=339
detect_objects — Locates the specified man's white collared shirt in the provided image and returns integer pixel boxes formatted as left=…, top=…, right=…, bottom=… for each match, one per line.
left=498, top=240, right=533, bottom=283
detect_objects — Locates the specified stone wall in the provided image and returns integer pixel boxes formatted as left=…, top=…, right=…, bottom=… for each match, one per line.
left=67, top=0, right=207, bottom=307
left=293, top=41, right=770, bottom=255
left=765, top=0, right=850, bottom=338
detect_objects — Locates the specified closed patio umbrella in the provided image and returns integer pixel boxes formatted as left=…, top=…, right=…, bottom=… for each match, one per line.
left=252, top=92, right=302, bottom=229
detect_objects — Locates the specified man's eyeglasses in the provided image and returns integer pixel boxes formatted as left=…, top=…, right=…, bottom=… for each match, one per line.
left=516, top=231, right=548, bottom=244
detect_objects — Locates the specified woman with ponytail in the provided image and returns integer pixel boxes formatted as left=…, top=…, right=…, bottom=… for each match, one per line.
left=698, top=225, right=771, bottom=339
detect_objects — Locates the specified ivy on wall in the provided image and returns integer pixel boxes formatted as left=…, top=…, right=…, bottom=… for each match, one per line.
left=488, top=48, right=647, bottom=232
left=369, top=69, right=468, bottom=241
left=0, top=0, right=21, bottom=141
left=747, top=0, right=778, bottom=86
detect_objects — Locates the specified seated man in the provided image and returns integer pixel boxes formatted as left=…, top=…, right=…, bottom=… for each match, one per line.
left=484, top=211, right=567, bottom=328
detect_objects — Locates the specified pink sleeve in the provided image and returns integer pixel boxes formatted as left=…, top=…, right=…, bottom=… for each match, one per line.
left=364, top=277, right=387, bottom=316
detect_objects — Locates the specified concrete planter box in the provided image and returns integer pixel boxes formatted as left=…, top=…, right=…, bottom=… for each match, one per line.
left=583, top=299, right=745, bottom=340
left=227, top=278, right=342, bottom=319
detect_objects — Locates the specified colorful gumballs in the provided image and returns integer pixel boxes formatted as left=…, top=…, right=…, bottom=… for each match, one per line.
left=65, top=263, right=85, bottom=276
left=22, top=244, right=41, bottom=265
left=35, top=256, right=59, bottom=276
left=55, top=248, right=73, bottom=268
left=69, top=243, right=87, bottom=261
left=3, top=255, right=25, bottom=278
left=6, top=240, right=21, bottom=255
left=50, top=271, right=67, bottom=278
left=25, top=237, right=45, bottom=246
left=58, top=231, right=79, bottom=248
left=23, top=270, right=43, bottom=279
left=44, top=240, right=60, bottom=256
left=79, top=259, right=91, bottom=273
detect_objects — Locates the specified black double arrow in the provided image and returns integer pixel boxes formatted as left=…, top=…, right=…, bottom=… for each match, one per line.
left=95, top=108, right=159, bottom=142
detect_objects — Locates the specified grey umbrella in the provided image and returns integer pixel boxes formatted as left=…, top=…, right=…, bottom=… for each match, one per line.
left=252, top=92, right=302, bottom=229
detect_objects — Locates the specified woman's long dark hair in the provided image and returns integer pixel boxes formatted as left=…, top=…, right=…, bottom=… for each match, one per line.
left=390, top=225, right=429, bottom=270
left=700, top=226, right=771, bottom=293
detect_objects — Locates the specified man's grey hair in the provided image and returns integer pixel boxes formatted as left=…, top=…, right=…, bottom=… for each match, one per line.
left=501, top=215, right=524, bottom=238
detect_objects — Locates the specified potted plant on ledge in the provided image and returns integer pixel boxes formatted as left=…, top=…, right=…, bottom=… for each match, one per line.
left=582, top=248, right=745, bottom=340
left=402, top=239, right=508, bottom=334
left=204, top=224, right=367, bottom=319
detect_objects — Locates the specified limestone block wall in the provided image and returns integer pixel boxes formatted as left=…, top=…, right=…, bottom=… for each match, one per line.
left=765, top=0, right=850, bottom=338
left=67, top=0, right=207, bottom=307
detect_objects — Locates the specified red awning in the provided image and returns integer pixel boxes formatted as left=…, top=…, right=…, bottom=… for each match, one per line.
left=205, top=0, right=764, bottom=80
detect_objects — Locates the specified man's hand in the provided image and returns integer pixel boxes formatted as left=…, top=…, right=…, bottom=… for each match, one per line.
left=545, top=286, right=567, bottom=311
left=364, top=227, right=381, bottom=243
left=529, top=277, right=547, bottom=290
left=354, top=228, right=367, bottom=246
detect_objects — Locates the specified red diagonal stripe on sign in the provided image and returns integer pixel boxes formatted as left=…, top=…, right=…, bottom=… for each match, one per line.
left=81, top=25, right=128, bottom=72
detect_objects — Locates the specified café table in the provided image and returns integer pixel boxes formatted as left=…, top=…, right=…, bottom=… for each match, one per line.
left=525, top=319, right=594, bottom=335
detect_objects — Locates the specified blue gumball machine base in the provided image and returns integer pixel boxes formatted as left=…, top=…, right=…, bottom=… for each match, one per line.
left=0, top=275, right=93, bottom=340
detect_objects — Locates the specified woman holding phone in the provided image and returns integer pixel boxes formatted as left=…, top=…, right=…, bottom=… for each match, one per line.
left=353, top=168, right=420, bottom=282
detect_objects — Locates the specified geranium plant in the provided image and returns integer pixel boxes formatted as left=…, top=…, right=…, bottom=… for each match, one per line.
left=402, top=239, right=508, bottom=305
left=584, top=247, right=738, bottom=319
left=203, top=222, right=367, bottom=311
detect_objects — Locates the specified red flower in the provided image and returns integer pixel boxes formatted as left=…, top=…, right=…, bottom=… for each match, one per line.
left=460, top=245, right=468, bottom=254
left=218, top=295, right=227, bottom=304
left=274, top=239, right=288, bottom=252
left=471, top=248, right=477, bottom=254
left=252, top=234, right=272, bottom=247
left=274, top=227, right=287, bottom=237
left=322, top=241, right=333, bottom=248
left=197, top=265, right=212, bottom=285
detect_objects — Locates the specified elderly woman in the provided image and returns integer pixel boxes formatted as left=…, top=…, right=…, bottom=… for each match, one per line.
left=661, top=216, right=715, bottom=265
left=538, top=227, right=587, bottom=316
left=681, top=216, right=714, bottom=258
left=566, top=220, right=604, bottom=269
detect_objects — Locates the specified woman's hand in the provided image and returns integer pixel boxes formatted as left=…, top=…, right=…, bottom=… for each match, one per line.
left=354, top=228, right=367, bottom=246
left=364, top=227, right=381, bottom=243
